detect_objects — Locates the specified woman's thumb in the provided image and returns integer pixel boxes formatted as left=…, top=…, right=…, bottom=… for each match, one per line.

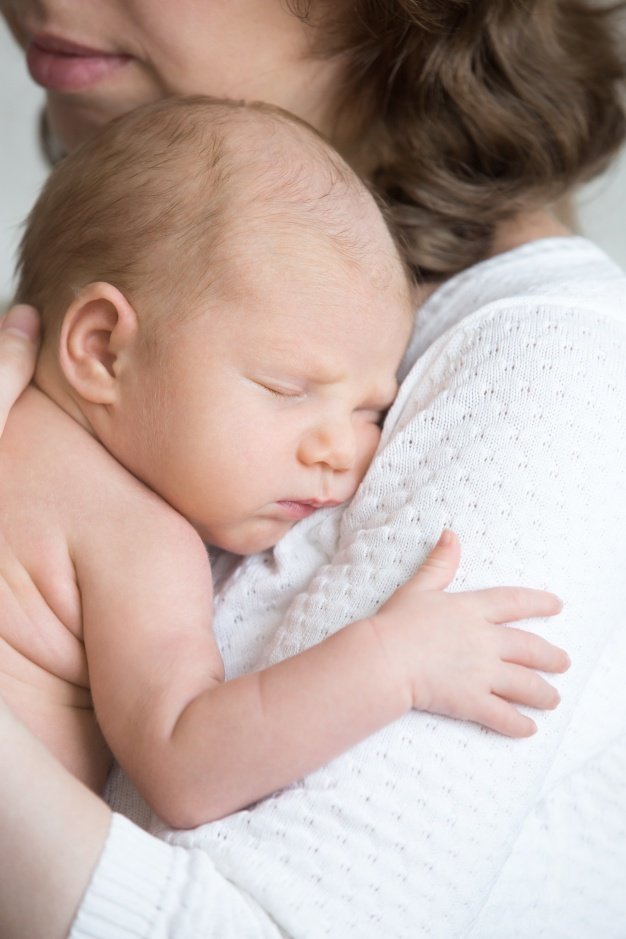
left=0, top=305, right=41, bottom=435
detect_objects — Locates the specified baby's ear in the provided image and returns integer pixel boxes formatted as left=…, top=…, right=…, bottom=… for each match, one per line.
left=58, top=282, right=139, bottom=404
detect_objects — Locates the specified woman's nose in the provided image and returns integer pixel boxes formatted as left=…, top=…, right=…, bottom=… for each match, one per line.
left=298, top=422, right=357, bottom=471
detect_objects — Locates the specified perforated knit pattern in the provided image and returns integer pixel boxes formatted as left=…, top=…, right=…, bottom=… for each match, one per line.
left=73, top=238, right=626, bottom=939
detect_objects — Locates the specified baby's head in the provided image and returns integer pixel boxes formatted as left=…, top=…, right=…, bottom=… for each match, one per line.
left=17, top=96, right=414, bottom=553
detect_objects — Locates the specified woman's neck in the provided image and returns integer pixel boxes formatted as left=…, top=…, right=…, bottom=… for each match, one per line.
left=412, top=208, right=573, bottom=309
left=490, top=208, right=572, bottom=257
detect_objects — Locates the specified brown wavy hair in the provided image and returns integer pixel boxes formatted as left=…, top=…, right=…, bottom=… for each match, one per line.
left=293, top=0, right=626, bottom=280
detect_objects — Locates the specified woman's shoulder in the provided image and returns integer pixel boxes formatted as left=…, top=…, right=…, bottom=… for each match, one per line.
left=384, top=237, right=626, bottom=445
left=400, top=236, right=626, bottom=378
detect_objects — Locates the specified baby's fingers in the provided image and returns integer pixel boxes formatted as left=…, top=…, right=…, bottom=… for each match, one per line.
left=492, top=663, right=561, bottom=711
left=500, top=626, right=570, bottom=674
left=407, top=530, right=461, bottom=592
left=481, top=586, right=563, bottom=625
left=475, top=695, right=537, bottom=738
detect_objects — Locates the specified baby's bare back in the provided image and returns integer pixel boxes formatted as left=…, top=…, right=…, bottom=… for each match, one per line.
left=0, top=386, right=119, bottom=791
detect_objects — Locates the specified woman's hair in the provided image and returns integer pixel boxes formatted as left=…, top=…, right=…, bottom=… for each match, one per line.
left=36, top=1, right=626, bottom=282
left=297, top=0, right=626, bottom=280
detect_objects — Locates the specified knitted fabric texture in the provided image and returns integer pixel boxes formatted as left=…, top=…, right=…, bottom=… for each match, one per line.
left=72, top=237, right=626, bottom=939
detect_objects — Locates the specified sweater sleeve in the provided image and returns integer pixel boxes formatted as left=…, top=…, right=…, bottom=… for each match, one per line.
left=70, top=813, right=285, bottom=939
left=72, top=302, right=626, bottom=937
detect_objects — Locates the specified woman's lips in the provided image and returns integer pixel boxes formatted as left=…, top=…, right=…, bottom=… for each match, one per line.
left=26, top=35, right=131, bottom=92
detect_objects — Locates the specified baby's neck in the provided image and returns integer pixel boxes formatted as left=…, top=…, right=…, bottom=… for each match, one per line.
left=33, top=348, right=98, bottom=439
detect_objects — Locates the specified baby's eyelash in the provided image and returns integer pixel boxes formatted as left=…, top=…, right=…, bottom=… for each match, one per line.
left=357, top=407, right=385, bottom=424
left=258, top=382, right=302, bottom=399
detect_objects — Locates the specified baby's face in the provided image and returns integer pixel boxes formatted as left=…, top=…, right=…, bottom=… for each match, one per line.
left=114, top=239, right=412, bottom=555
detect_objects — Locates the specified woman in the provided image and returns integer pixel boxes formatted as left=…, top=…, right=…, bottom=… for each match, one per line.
left=1, top=1, right=625, bottom=937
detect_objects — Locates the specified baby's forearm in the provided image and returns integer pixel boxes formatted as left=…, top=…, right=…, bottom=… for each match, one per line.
left=96, top=530, right=565, bottom=830
left=137, top=617, right=409, bottom=828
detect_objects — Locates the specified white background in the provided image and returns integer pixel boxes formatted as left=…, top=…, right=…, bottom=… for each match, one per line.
left=2, top=17, right=625, bottom=303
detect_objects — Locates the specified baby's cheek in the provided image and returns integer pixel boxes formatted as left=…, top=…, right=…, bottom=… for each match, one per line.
left=354, top=424, right=382, bottom=486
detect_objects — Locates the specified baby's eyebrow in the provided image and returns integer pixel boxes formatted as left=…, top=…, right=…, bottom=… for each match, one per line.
left=297, top=359, right=399, bottom=409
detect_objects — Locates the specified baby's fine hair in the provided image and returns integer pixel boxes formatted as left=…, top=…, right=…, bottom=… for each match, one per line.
left=17, top=96, right=403, bottom=339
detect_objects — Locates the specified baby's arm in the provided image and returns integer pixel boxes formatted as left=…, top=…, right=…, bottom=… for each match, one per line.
left=77, top=502, right=566, bottom=829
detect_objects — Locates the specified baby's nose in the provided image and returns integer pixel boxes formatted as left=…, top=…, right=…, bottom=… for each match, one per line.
left=298, top=422, right=357, bottom=471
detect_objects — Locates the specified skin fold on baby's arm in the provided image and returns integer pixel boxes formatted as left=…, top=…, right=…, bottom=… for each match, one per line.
left=74, top=489, right=568, bottom=830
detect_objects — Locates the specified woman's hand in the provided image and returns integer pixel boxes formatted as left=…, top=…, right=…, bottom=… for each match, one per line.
left=0, top=305, right=40, bottom=434
left=373, top=531, right=569, bottom=737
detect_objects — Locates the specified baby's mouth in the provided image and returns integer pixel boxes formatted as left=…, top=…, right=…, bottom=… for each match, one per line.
left=275, top=499, right=342, bottom=521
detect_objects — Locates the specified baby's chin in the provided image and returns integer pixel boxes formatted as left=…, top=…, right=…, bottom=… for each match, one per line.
left=197, top=518, right=294, bottom=557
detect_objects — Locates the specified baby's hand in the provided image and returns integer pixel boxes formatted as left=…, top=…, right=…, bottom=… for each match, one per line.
left=373, top=532, right=569, bottom=737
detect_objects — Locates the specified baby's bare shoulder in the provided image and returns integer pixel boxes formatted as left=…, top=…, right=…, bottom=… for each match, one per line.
left=0, top=387, right=199, bottom=620
left=2, top=385, right=181, bottom=529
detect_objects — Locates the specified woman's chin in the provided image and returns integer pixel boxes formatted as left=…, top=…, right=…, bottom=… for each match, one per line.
left=45, top=95, right=112, bottom=151
left=45, top=77, right=158, bottom=152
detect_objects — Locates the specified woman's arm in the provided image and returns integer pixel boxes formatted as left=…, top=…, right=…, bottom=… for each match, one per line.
left=0, top=697, right=110, bottom=939
left=0, top=305, right=39, bottom=433
left=0, top=699, right=286, bottom=939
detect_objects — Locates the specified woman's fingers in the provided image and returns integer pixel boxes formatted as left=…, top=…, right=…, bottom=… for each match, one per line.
left=408, top=530, right=461, bottom=592
left=0, top=305, right=40, bottom=434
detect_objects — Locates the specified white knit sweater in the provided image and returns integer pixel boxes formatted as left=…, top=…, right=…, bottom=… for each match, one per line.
left=71, top=237, right=626, bottom=939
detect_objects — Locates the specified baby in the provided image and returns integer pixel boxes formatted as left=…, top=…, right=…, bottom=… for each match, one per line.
left=0, top=97, right=567, bottom=828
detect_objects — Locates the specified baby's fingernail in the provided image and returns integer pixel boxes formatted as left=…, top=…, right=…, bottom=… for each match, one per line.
left=1, top=305, right=40, bottom=340
left=438, top=529, right=453, bottom=546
